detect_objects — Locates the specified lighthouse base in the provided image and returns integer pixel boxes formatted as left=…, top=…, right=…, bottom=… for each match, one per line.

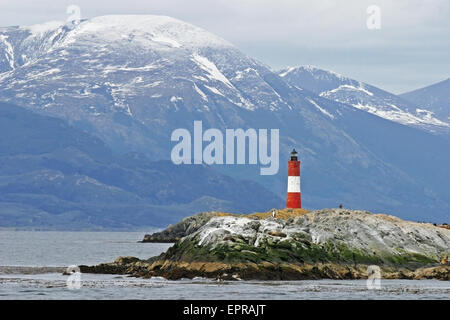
left=286, top=192, right=301, bottom=209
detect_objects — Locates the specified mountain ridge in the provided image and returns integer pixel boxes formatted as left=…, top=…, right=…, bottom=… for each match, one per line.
left=400, top=77, right=450, bottom=125
left=278, top=65, right=450, bottom=133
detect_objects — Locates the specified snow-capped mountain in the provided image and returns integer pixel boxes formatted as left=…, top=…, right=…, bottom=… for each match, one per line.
left=0, top=15, right=449, bottom=226
left=0, top=16, right=302, bottom=155
left=400, top=78, right=450, bottom=124
left=278, top=66, right=450, bottom=133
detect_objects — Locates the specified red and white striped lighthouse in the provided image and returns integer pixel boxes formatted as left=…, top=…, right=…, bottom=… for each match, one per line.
left=286, top=149, right=301, bottom=208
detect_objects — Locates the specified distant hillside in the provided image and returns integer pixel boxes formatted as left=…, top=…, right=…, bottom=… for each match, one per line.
left=400, top=78, right=450, bottom=125
left=278, top=65, right=450, bottom=132
left=0, top=102, right=282, bottom=229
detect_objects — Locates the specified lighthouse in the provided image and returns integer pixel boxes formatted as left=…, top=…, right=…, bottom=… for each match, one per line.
left=286, top=149, right=301, bottom=208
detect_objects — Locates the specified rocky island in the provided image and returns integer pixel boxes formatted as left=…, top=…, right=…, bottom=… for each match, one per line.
left=79, top=209, right=450, bottom=280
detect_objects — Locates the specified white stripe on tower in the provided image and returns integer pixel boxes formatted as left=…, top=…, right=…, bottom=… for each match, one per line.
left=287, top=176, right=301, bottom=193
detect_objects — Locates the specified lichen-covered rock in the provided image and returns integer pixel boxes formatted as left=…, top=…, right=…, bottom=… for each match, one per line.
left=170, top=209, right=449, bottom=267
left=80, top=209, right=450, bottom=280
left=141, top=212, right=230, bottom=242
left=140, top=208, right=308, bottom=242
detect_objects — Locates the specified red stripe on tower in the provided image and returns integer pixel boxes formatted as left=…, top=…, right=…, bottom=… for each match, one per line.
left=286, top=149, right=301, bottom=208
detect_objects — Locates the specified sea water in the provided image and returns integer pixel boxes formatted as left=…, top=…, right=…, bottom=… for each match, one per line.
left=0, top=231, right=448, bottom=300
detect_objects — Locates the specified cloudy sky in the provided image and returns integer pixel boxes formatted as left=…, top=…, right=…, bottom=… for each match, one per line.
left=0, top=0, right=449, bottom=93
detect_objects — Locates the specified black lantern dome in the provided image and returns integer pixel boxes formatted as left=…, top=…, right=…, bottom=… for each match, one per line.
left=290, top=149, right=298, bottom=161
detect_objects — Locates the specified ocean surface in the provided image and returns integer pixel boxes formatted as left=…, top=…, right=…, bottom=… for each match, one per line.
left=0, top=231, right=448, bottom=300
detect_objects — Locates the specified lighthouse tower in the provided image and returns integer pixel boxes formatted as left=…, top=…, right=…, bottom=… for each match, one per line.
left=286, top=149, right=301, bottom=208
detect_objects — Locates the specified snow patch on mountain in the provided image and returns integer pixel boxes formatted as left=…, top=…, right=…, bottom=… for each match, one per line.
left=151, top=35, right=182, bottom=48
left=170, top=96, right=183, bottom=102
left=26, top=68, right=60, bottom=81
left=23, top=21, right=64, bottom=36
left=323, top=84, right=373, bottom=97
left=278, top=66, right=297, bottom=78
left=415, top=109, right=449, bottom=126
left=193, top=83, right=208, bottom=102
left=205, top=85, right=224, bottom=96
left=351, top=103, right=448, bottom=127
left=0, top=35, right=15, bottom=69
left=307, top=98, right=334, bottom=119
left=280, top=65, right=346, bottom=81
left=103, top=64, right=157, bottom=74
left=191, top=53, right=233, bottom=88
left=48, top=15, right=234, bottom=51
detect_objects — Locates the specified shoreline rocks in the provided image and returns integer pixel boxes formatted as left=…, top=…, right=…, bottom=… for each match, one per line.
left=79, top=258, right=450, bottom=281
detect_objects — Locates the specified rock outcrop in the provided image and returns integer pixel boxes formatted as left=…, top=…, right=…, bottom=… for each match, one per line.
left=141, top=212, right=225, bottom=242
left=141, top=209, right=308, bottom=242
left=80, top=209, right=450, bottom=280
